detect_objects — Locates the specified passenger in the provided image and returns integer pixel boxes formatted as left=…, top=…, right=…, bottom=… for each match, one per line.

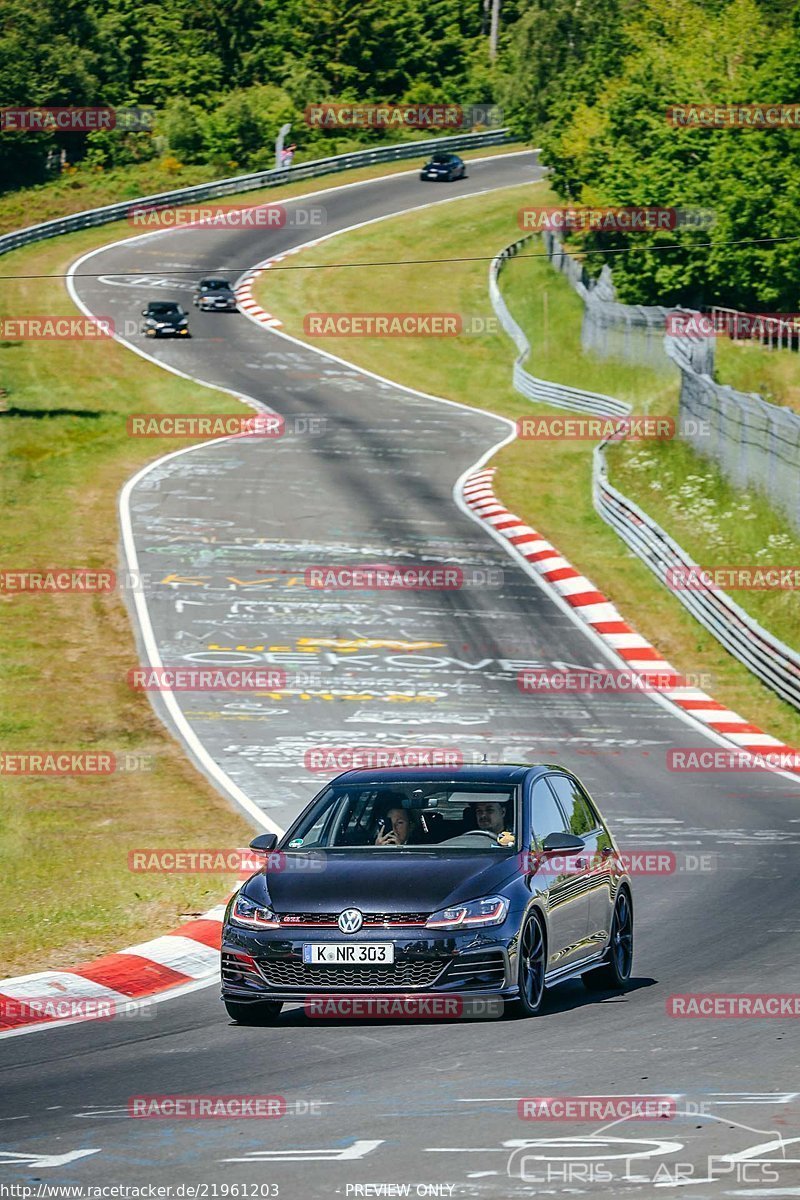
left=375, top=806, right=421, bottom=846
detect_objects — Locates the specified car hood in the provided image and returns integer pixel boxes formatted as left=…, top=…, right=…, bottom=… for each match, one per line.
left=248, top=850, right=519, bottom=914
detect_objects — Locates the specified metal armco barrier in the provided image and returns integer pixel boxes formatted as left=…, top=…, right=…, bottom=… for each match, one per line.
left=490, top=234, right=800, bottom=711
left=593, top=452, right=800, bottom=710
left=0, top=129, right=513, bottom=258
left=489, top=236, right=629, bottom=417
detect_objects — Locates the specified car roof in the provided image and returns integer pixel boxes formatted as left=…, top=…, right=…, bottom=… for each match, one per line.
left=147, top=299, right=180, bottom=306
left=331, top=763, right=566, bottom=787
left=200, top=278, right=231, bottom=286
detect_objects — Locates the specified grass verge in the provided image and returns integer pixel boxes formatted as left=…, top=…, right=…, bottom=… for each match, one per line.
left=0, top=152, right=532, bottom=975
left=254, top=185, right=800, bottom=749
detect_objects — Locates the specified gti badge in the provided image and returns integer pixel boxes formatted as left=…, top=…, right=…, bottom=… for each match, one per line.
left=338, top=908, right=363, bottom=934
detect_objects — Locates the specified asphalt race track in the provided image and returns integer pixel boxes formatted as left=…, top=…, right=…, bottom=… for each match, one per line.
left=3, top=152, right=800, bottom=1196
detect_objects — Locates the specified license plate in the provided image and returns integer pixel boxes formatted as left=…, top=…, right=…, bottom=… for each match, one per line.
left=303, top=943, right=394, bottom=965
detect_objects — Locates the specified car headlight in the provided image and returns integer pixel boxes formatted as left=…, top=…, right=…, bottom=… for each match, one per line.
left=229, top=892, right=281, bottom=928
left=426, top=895, right=509, bottom=930
left=178, top=319, right=188, bottom=326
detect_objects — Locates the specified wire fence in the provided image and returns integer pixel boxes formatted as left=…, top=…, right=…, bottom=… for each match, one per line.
left=543, top=231, right=800, bottom=533
left=665, top=334, right=800, bottom=532
left=542, top=231, right=678, bottom=371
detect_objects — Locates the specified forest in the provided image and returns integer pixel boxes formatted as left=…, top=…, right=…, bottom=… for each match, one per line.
left=1, top=0, right=798, bottom=307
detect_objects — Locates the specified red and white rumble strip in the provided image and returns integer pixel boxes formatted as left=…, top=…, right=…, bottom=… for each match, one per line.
left=233, top=235, right=328, bottom=329
left=0, top=903, right=227, bottom=1035
left=462, top=467, right=800, bottom=769
left=235, top=246, right=310, bottom=328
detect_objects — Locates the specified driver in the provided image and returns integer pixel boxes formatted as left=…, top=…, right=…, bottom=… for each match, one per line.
left=474, top=801, right=512, bottom=839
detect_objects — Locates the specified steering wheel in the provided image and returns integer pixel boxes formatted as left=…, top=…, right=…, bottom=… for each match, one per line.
left=440, top=829, right=500, bottom=845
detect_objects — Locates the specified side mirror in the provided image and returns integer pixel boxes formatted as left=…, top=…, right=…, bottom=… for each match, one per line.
left=249, top=833, right=278, bottom=853
left=141, top=309, right=147, bottom=316
left=541, top=832, right=585, bottom=853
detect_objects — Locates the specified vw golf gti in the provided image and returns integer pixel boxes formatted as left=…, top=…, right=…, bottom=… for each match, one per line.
left=221, top=764, right=634, bottom=1023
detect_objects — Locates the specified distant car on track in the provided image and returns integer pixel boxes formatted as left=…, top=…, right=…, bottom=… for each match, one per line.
left=140, top=300, right=190, bottom=338
left=193, top=278, right=238, bottom=312
left=420, top=152, right=467, bottom=182
left=221, top=764, right=633, bottom=1025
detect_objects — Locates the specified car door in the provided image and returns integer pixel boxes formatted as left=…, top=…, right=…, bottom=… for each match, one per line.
left=545, top=773, right=611, bottom=961
left=527, top=777, right=589, bottom=972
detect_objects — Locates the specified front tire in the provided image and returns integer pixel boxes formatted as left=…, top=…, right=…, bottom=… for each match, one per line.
left=510, top=911, right=547, bottom=1017
left=583, top=888, right=633, bottom=991
left=224, top=999, right=283, bottom=1025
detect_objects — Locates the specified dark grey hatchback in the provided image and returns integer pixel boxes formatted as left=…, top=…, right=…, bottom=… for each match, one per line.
left=221, top=765, right=633, bottom=1023
left=420, top=152, right=466, bottom=181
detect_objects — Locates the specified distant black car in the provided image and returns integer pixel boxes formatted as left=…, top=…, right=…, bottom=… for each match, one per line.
left=221, top=764, right=633, bottom=1024
left=420, top=152, right=467, bottom=182
left=140, top=300, right=190, bottom=338
left=193, top=278, right=238, bottom=312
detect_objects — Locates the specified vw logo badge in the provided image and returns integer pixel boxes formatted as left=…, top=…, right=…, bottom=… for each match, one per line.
left=338, top=908, right=363, bottom=934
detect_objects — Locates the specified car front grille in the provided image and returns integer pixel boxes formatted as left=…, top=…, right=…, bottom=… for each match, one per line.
left=445, top=951, right=506, bottom=989
left=276, top=911, right=430, bottom=928
left=256, top=957, right=447, bottom=990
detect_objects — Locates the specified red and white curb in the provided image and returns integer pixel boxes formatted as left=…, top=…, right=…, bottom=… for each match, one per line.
left=0, top=902, right=228, bottom=1036
left=462, top=468, right=800, bottom=768
left=236, top=242, right=324, bottom=328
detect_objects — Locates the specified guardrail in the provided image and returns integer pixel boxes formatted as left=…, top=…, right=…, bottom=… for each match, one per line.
left=489, top=236, right=629, bottom=417
left=490, top=234, right=800, bottom=711
left=0, top=129, right=513, bottom=258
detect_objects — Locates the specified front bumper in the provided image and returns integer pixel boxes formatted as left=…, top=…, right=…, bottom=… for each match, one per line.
left=221, top=920, right=522, bottom=1005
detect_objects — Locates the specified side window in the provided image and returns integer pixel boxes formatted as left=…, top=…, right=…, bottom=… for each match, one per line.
left=546, top=775, right=597, bottom=837
left=530, top=778, right=568, bottom=844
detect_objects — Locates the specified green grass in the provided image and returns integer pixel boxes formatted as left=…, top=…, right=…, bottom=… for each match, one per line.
left=503, top=243, right=680, bottom=413
left=0, top=223, right=256, bottom=975
left=0, top=152, right=534, bottom=975
left=715, top=336, right=800, bottom=412
left=254, top=186, right=800, bottom=750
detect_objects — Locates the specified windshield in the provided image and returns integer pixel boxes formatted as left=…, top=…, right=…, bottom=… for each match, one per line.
left=201, top=280, right=231, bottom=290
left=431, top=154, right=452, bottom=164
left=284, top=783, right=518, bottom=851
left=148, top=302, right=180, bottom=315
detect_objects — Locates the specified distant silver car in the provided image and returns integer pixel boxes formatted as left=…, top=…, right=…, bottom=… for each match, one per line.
left=193, top=278, right=238, bottom=312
